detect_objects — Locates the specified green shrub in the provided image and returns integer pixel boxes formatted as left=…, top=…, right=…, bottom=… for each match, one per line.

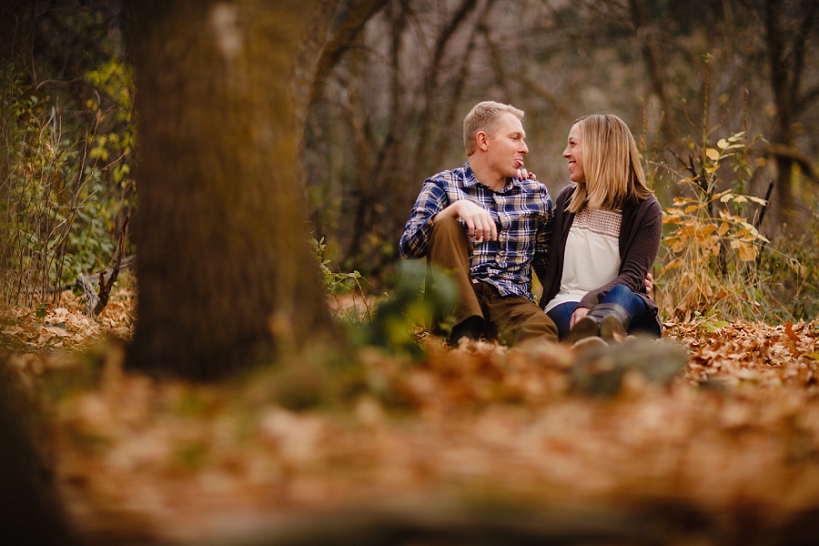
left=0, top=59, right=134, bottom=306
left=312, top=236, right=371, bottom=323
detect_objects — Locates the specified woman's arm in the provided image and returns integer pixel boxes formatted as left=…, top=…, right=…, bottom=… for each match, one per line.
left=577, top=196, right=662, bottom=309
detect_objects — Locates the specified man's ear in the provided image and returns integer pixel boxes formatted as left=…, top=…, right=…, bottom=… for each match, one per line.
left=476, top=131, right=489, bottom=152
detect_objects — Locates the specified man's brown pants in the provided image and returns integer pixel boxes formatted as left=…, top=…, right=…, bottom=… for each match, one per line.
left=427, top=216, right=558, bottom=345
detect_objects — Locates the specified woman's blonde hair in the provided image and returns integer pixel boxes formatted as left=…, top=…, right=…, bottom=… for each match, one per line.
left=567, top=114, right=652, bottom=213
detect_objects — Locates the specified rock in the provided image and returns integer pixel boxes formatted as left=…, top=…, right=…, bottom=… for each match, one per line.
left=570, top=337, right=688, bottom=397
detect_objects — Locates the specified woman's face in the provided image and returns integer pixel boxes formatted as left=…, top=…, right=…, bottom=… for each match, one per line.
left=562, top=123, right=585, bottom=183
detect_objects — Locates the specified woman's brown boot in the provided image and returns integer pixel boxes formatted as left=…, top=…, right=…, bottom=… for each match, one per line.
left=567, top=303, right=631, bottom=344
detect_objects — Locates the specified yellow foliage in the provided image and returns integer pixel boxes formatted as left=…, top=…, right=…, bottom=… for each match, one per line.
left=657, top=188, right=771, bottom=321
left=737, top=242, right=758, bottom=262
left=696, top=225, right=717, bottom=239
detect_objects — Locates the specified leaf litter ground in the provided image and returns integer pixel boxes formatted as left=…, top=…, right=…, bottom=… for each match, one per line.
left=3, top=290, right=819, bottom=544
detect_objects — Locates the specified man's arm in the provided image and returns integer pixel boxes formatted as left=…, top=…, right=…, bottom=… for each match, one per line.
left=399, top=182, right=448, bottom=259
left=400, top=182, right=497, bottom=259
left=434, top=200, right=497, bottom=243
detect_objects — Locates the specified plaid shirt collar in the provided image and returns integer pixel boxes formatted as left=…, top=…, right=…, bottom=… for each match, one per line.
left=462, top=161, right=519, bottom=193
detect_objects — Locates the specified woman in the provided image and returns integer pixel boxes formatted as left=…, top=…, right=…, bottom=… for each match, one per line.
left=540, top=114, right=662, bottom=342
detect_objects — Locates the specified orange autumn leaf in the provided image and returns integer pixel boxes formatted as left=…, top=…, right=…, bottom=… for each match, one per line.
left=785, top=320, right=798, bottom=341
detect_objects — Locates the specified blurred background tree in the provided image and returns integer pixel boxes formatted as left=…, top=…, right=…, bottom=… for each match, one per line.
left=302, top=0, right=819, bottom=286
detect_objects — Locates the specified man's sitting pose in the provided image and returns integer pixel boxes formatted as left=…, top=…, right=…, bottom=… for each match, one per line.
left=399, top=101, right=558, bottom=345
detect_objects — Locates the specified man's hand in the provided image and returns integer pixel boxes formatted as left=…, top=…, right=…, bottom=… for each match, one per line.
left=569, top=307, right=589, bottom=329
left=645, top=273, right=654, bottom=299
left=436, top=200, right=497, bottom=242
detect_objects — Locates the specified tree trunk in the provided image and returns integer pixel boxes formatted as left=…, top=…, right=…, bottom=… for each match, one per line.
left=127, top=0, right=337, bottom=380
left=764, top=0, right=795, bottom=224
left=761, top=0, right=818, bottom=227
left=627, top=0, right=676, bottom=142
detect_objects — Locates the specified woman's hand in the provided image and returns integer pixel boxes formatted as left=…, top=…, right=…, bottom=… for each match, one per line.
left=569, top=307, right=589, bottom=329
left=516, top=168, right=537, bottom=180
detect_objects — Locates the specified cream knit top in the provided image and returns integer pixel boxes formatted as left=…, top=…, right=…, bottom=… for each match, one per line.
left=543, top=208, right=622, bottom=312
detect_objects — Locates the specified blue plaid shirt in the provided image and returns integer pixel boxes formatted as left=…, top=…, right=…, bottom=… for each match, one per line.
left=399, top=162, right=553, bottom=302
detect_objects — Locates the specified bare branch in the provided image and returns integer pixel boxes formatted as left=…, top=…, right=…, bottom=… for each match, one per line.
left=477, top=21, right=511, bottom=103
left=412, top=0, right=480, bottom=178
left=92, top=216, right=130, bottom=316
left=510, top=73, right=570, bottom=119
left=309, top=0, right=390, bottom=108
left=798, top=85, right=819, bottom=112
left=766, top=144, right=819, bottom=184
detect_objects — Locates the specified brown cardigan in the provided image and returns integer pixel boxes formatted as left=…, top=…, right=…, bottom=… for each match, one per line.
left=538, top=184, right=662, bottom=320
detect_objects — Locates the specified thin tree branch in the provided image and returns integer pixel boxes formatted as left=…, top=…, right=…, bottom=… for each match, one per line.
left=766, top=144, right=819, bottom=184
left=91, top=215, right=129, bottom=316
left=798, top=85, right=819, bottom=112
left=412, top=0, right=480, bottom=178
left=309, top=0, right=390, bottom=109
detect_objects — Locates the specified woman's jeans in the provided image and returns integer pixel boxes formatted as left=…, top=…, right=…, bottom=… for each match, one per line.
left=546, top=284, right=661, bottom=341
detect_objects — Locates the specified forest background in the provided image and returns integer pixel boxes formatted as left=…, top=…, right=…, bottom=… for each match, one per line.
left=3, top=0, right=819, bottom=320
left=1, top=0, right=819, bottom=544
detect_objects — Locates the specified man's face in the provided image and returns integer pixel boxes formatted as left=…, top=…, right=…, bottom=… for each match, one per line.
left=485, top=113, right=529, bottom=179
left=562, top=122, right=586, bottom=183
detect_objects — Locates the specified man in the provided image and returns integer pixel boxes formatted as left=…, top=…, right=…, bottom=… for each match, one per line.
left=399, top=101, right=558, bottom=345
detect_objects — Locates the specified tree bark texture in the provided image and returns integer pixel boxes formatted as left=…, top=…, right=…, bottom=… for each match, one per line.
left=128, top=0, right=335, bottom=380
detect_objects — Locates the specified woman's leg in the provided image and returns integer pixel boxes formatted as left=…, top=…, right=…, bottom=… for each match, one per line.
left=546, top=301, right=578, bottom=341
left=599, top=284, right=645, bottom=317
left=600, top=285, right=660, bottom=337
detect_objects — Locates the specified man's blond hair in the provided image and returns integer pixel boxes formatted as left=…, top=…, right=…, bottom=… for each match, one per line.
left=567, top=113, right=653, bottom=213
left=463, top=101, right=524, bottom=156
